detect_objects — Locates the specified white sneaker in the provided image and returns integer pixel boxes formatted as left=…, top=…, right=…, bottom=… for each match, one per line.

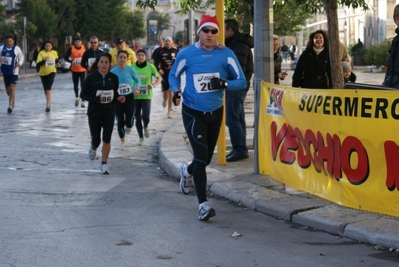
left=125, top=127, right=132, bottom=134
left=167, top=111, right=172, bottom=118
left=136, top=138, right=144, bottom=146
left=179, top=162, right=192, bottom=194
left=81, top=101, right=85, bottom=108
left=75, top=97, right=80, bottom=107
left=120, top=142, right=126, bottom=151
left=198, top=202, right=216, bottom=221
left=89, top=146, right=96, bottom=160
left=144, top=127, right=150, bottom=138
left=100, top=163, right=109, bottom=175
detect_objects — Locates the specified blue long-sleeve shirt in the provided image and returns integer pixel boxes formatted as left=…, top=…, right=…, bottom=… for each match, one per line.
left=169, top=42, right=247, bottom=112
left=110, top=65, right=141, bottom=96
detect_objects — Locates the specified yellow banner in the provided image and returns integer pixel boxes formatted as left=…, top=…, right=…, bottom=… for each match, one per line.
left=259, top=82, right=399, bottom=218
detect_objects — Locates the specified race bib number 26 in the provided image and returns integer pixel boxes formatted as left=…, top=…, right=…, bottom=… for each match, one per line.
left=193, top=73, right=220, bottom=93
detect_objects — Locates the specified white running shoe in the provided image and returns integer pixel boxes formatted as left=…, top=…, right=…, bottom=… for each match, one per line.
left=144, top=127, right=150, bottom=138
left=120, top=142, right=126, bottom=151
left=167, top=111, right=172, bottom=118
left=136, top=138, right=144, bottom=146
left=81, top=101, right=85, bottom=108
left=125, top=127, right=132, bottom=134
left=75, top=97, right=80, bottom=107
left=198, top=202, right=216, bottom=221
left=179, top=162, right=192, bottom=194
left=89, top=146, right=96, bottom=160
left=100, top=163, right=109, bottom=175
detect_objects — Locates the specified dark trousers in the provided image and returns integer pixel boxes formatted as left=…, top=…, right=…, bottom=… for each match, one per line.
left=135, top=99, right=151, bottom=139
left=226, top=89, right=248, bottom=155
left=115, top=94, right=136, bottom=138
left=72, top=71, right=85, bottom=98
left=182, top=104, right=223, bottom=204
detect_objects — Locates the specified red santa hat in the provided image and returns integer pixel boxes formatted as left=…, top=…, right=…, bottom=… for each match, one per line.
left=197, top=15, right=220, bottom=34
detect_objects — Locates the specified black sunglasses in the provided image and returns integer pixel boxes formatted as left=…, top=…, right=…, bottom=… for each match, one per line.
left=201, top=27, right=218, bottom=34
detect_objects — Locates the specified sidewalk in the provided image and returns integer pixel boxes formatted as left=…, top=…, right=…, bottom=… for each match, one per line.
left=159, top=65, right=399, bottom=250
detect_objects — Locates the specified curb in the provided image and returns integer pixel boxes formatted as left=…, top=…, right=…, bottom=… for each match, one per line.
left=159, top=120, right=399, bottom=249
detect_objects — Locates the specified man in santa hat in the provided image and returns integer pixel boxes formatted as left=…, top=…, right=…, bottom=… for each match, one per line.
left=169, top=15, right=247, bottom=221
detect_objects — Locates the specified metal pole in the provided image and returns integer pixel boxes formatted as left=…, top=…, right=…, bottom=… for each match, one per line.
left=23, top=17, right=27, bottom=74
left=188, top=10, right=194, bottom=44
left=253, top=0, right=273, bottom=173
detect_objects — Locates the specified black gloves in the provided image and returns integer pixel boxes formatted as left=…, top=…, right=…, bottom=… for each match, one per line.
left=173, top=90, right=182, bottom=105
left=210, top=77, right=228, bottom=90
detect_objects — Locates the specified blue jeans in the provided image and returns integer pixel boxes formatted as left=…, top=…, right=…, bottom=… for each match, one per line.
left=226, top=89, right=248, bottom=155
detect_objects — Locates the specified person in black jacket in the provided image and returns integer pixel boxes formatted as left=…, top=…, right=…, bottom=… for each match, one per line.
left=292, top=30, right=332, bottom=89
left=224, top=19, right=254, bottom=162
left=81, top=36, right=102, bottom=74
left=80, top=53, right=125, bottom=175
left=383, top=4, right=399, bottom=89
left=273, top=35, right=288, bottom=84
left=342, top=61, right=356, bottom=84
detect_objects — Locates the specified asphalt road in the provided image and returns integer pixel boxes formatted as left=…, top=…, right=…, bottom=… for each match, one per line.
left=0, top=72, right=398, bottom=266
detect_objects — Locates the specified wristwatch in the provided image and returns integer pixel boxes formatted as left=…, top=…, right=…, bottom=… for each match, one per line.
left=223, top=81, right=228, bottom=88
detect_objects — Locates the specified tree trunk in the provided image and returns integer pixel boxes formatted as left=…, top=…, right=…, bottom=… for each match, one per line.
left=324, top=0, right=344, bottom=89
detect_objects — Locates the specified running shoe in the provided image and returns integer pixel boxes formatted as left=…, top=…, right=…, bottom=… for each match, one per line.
left=100, top=163, right=110, bottom=175
left=75, top=97, right=80, bottom=107
left=45, top=106, right=50, bottom=112
left=7, top=106, right=12, bottom=114
left=125, top=127, right=132, bottom=134
left=179, top=162, right=192, bottom=194
left=81, top=101, right=85, bottom=108
left=198, top=202, right=216, bottom=221
left=89, top=146, right=96, bottom=160
left=120, top=142, right=126, bottom=151
left=162, top=100, right=167, bottom=108
left=167, top=111, right=172, bottom=118
left=136, top=138, right=144, bottom=146
left=144, top=127, right=150, bottom=138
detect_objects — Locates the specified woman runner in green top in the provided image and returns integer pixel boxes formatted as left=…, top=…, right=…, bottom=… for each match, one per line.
left=131, top=49, right=162, bottom=146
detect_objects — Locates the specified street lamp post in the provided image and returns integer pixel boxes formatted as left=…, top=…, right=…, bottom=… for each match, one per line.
left=166, top=24, right=175, bottom=39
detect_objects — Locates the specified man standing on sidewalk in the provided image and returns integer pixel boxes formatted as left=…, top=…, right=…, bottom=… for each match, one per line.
left=0, top=34, right=24, bottom=114
left=64, top=36, right=86, bottom=108
left=224, top=19, right=254, bottom=162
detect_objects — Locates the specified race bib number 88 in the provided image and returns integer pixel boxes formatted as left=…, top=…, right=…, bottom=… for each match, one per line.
left=193, top=73, right=220, bottom=93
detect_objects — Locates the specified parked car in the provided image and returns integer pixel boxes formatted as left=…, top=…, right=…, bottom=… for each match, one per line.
left=99, top=46, right=111, bottom=53
left=57, top=58, right=71, bottom=73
